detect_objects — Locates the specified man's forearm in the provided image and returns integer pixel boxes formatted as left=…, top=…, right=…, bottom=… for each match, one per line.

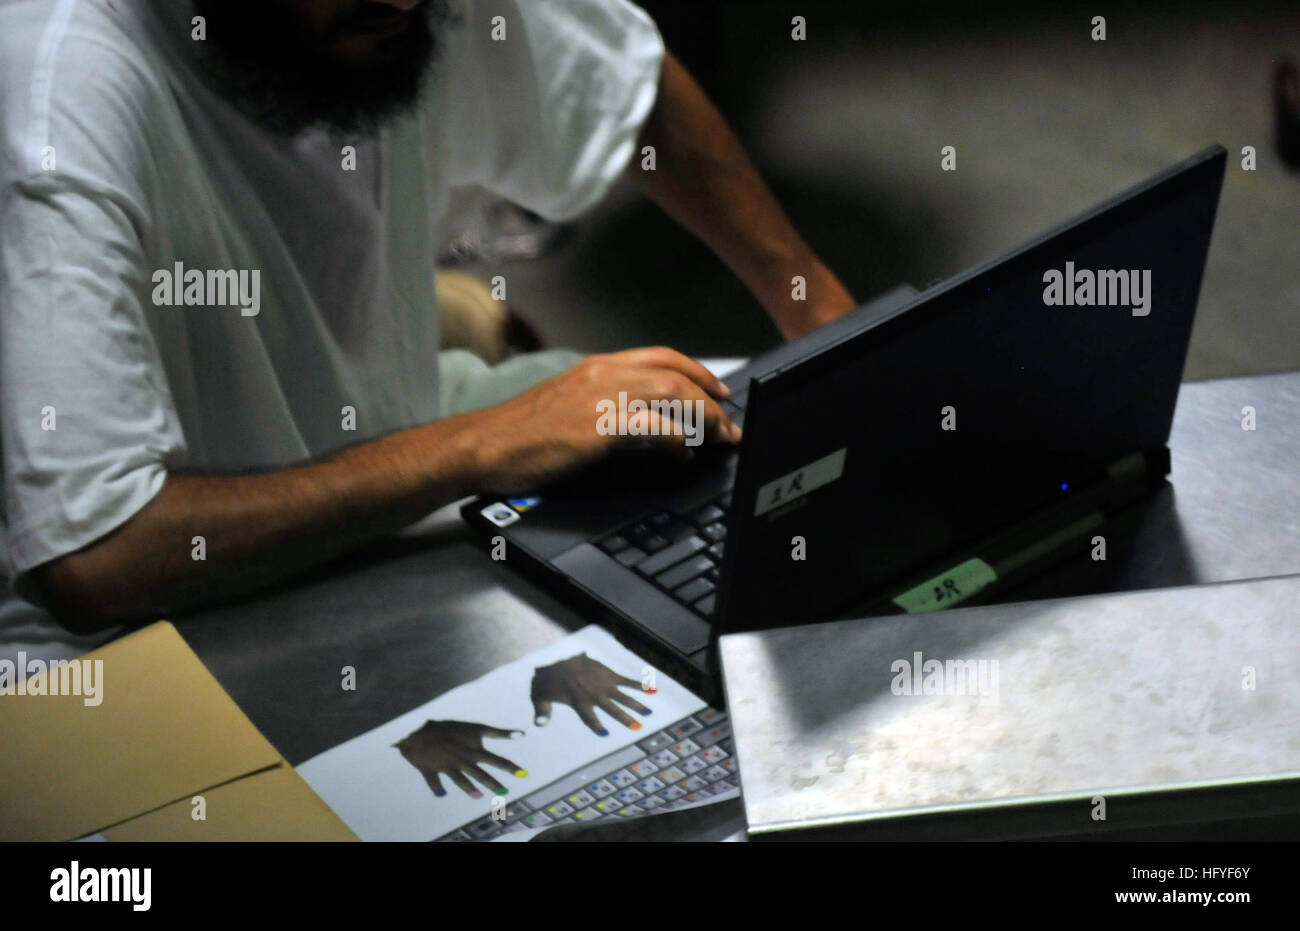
left=33, top=413, right=486, bottom=632
left=631, top=50, right=855, bottom=339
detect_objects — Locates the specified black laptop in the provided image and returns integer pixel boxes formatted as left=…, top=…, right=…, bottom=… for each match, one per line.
left=462, top=146, right=1226, bottom=700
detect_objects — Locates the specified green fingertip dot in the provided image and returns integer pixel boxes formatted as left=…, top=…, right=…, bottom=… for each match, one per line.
left=495, top=787, right=510, bottom=796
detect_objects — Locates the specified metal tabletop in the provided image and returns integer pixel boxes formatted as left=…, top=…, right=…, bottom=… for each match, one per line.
left=174, top=369, right=1300, bottom=840
left=721, top=573, right=1300, bottom=840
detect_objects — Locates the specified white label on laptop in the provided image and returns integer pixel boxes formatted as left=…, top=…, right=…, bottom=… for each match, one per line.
left=480, top=502, right=521, bottom=528
left=753, top=448, right=847, bottom=517
left=891, top=558, right=998, bottom=613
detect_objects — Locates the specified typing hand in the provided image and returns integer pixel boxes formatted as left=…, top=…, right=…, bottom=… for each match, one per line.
left=530, top=652, right=653, bottom=736
left=395, top=719, right=527, bottom=799
left=471, top=347, right=740, bottom=495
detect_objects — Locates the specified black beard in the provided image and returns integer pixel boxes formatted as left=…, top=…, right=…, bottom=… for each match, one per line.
left=191, top=0, right=452, bottom=138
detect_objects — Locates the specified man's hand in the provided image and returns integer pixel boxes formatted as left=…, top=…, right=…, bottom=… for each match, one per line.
left=470, top=346, right=741, bottom=495
left=530, top=653, right=653, bottom=736
left=396, top=719, right=527, bottom=799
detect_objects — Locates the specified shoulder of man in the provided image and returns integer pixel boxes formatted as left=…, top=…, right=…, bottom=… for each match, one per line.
left=0, top=0, right=174, bottom=186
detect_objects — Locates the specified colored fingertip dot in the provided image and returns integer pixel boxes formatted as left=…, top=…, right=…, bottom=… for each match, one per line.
left=433, top=789, right=447, bottom=797
left=495, top=787, right=509, bottom=796
left=595, top=728, right=609, bottom=737
left=469, top=790, right=483, bottom=799
left=514, top=769, right=528, bottom=778
left=629, top=721, right=642, bottom=730
left=640, top=707, right=654, bottom=714
left=534, top=715, right=549, bottom=726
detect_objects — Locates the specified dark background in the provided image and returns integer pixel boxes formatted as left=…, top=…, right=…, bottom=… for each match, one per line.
left=445, top=0, right=1299, bottom=378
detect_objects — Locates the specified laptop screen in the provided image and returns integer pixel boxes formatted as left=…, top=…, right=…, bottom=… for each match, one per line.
left=719, top=147, right=1226, bottom=631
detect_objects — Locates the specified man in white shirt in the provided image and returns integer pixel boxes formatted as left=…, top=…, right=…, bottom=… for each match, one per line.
left=0, top=0, right=855, bottom=644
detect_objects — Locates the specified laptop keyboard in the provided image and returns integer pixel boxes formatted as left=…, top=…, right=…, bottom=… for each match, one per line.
left=596, top=493, right=733, bottom=617
left=437, top=708, right=737, bottom=840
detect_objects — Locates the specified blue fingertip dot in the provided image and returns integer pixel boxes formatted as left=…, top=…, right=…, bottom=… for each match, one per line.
left=596, top=728, right=609, bottom=737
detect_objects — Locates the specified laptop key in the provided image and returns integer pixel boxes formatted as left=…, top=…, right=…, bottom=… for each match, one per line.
left=699, top=745, right=727, bottom=763
left=614, top=547, right=646, bottom=567
left=680, top=755, right=708, bottom=774
left=696, top=723, right=731, bottom=747
left=707, top=541, right=726, bottom=560
left=663, top=521, right=698, bottom=544
left=608, top=769, right=637, bottom=788
left=669, top=718, right=703, bottom=738
left=702, top=522, right=726, bottom=542
left=640, top=534, right=670, bottom=553
left=694, top=593, right=717, bottom=617
left=690, top=504, right=725, bottom=526
left=599, top=534, right=630, bottom=554
left=669, top=738, right=702, bottom=757
left=566, top=789, right=596, bottom=808
left=636, top=536, right=706, bottom=576
left=655, top=555, right=712, bottom=591
left=650, top=749, right=679, bottom=767
left=674, top=577, right=715, bottom=605
left=648, top=512, right=674, bottom=529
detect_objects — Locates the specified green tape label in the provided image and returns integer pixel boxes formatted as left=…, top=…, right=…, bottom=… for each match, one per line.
left=891, top=558, right=997, bottom=614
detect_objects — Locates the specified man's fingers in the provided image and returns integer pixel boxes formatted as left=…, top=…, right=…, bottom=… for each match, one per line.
left=465, top=764, right=508, bottom=796
left=472, top=748, right=529, bottom=779
left=609, top=687, right=652, bottom=717
left=616, top=366, right=737, bottom=438
left=595, top=697, right=638, bottom=730
left=628, top=408, right=737, bottom=453
left=613, top=347, right=730, bottom=399
left=419, top=770, right=448, bottom=798
left=446, top=769, right=480, bottom=798
left=570, top=695, right=608, bottom=736
left=532, top=697, right=553, bottom=726
left=476, top=723, right=524, bottom=741
left=618, top=411, right=696, bottom=460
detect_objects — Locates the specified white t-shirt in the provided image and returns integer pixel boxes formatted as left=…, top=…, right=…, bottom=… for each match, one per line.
left=0, top=0, right=664, bottom=645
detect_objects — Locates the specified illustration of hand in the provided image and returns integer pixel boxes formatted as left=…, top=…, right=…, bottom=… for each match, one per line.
left=530, top=652, right=653, bottom=736
left=395, top=719, right=527, bottom=799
